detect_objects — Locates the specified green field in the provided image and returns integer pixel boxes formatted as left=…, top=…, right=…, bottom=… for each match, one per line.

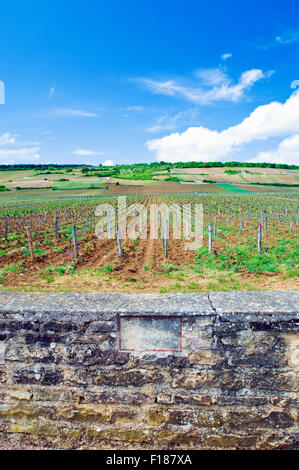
left=216, top=184, right=251, bottom=193
left=51, top=181, right=105, bottom=191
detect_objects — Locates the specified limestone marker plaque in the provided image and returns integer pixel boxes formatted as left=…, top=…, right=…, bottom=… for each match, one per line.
left=119, top=316, right=182, bottom=352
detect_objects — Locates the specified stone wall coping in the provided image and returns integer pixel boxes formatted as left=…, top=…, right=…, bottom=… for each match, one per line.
left=0, top=291, right=297, bottom=321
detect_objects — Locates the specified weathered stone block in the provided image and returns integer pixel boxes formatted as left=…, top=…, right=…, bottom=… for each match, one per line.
left=7, top=423, right=57, bottom=436
left=171, top=392, right=214, bottom=405
left=94, top=369, right=164, bottom=387
left=86, top=427, right=150, bottom=443
left=147, top=407, right=167, bottom=426
left=203, top=433, right=257, bottom=449
left=0, top=367, right=6, bottom=383
left=168, top=409, right=222, bottom=427
left=246, top=368, right=299, bottom=392
left=83, top=389, right=153, bottom=405
left=5, top=388, right=33, bottom=402
left=285, top=333, right=299, bottom=370
left=13, top=367, right=63, bottom=386
left=6, top=343, right=58, bottom=363
left=85, top=321, right=116, bottom=333
left=172, top=368, right=214, bottom=389
left=188, top=350, right=221, bottom=366
left=0, top=403, right=55, bottom=419
left=211, top=368, right=244, bottom=390
left=25, top=332, right=61, bottom=346
left=266, top=411, right=295, bottom=428
left=65, top=347, right=129, bottom=366
left=133, top=354, right=188, bottom=368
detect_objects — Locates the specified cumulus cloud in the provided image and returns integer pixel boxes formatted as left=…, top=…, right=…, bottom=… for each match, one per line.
left=146, top=91, right=299, bottom=164
left=140, top=68, right=273, bottom=105
left=102, top=160, right=114, bottom=166
left=248, top=134, right=299, bottom=165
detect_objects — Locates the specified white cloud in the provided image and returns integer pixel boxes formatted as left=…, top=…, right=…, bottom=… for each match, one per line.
left=256, top=31, right=299, bottom=50
left=102, top=160, right=114, bottom=166
left=0, top=147, right=40, bottom=159
left=18, top=141, right=41, bottom=146
left=248, top=134, right=299, bottom=165
left=276, top=32, right=299, bottom=45
left=0, top=146, right=40, bottom=163
left=147, top=108, right=199, bottom=132
left=0, top=132, right=16, bottom=145
left=146, top=90, right=299, bottom=164
left=50, top=109, right=97, bottom=117
left=0, top=132, right=40, bottom=163
left=140, top=68, right=273, bottom=105
left=49, top=83, right=56, bottom=99
left=221, top=53, right=232, bottom=60
left=125, top=106, right=144, bottom=112
left=195, top=68, right=229, bottom=86
left=74, top=149, right=108, bottom=156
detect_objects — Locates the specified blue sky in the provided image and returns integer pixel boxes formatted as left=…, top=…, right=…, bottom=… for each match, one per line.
left=1, top=0, right=299, bottom=165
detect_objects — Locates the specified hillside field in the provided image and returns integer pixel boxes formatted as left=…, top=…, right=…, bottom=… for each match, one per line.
left=0, top=165, right=298, bottom=294
left=0, top=164, right=298, bottom=197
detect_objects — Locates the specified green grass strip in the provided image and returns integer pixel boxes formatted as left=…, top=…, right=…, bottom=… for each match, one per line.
left=216, top=183, right=251, bottom=193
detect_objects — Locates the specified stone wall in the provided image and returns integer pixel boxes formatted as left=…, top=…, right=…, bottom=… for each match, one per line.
left=0, top=291, right=298, bottom=450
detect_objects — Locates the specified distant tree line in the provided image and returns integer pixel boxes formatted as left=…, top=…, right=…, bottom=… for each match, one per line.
left=0, top=161, right=298, bottom=171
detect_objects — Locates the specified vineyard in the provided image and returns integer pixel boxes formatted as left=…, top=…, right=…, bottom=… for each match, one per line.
left=0, top=191, right=298, bottom=293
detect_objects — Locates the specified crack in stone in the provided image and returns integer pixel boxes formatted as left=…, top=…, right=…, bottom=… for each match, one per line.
left=207, top=293, right=217, bottom=314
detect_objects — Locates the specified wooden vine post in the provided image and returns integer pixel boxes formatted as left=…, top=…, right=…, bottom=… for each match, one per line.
left=30, top=214, right=33, bottom=238
left=4, top=217, right=8, bottom=241
left=164, top=218, right=169, bottom=259
left=208, top=222, right=213, bottom=254
left=72, top=224, right=79, bottom=258
left=55, top=215, right=59, bottom=238
left=257, top=225, right=262, bottom=254
left=26, top=226, right=35, bottom=261
left=116, top=225, right=123, bottom=257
